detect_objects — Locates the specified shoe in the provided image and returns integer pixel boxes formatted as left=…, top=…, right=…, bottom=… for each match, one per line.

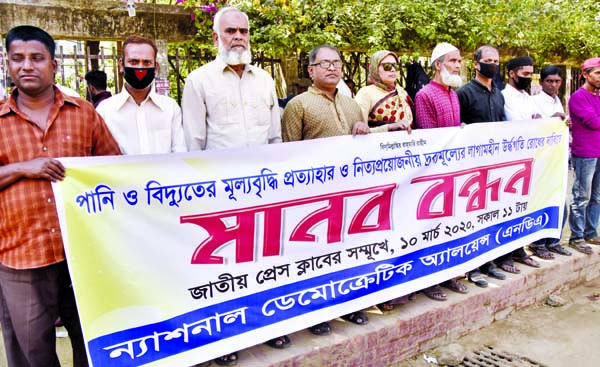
left=467, top=270, right=488, bottom=288
left=265, top=335, right=291, bottom=349
left=214, top=352, right=238, bottom=366
left=481, top=265, right=506, bottom=280
left=308, top=322, right=331, bottom=336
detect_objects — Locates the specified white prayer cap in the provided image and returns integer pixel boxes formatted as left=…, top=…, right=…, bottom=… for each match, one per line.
left=431, top=42, right=459, bottom=62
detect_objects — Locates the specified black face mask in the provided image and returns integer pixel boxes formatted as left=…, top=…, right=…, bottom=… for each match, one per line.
left=123, top=67, right=155, bottom=90
left=514, top=75, right=532, bottom=91
left=477, top=62, right=498, bottom=79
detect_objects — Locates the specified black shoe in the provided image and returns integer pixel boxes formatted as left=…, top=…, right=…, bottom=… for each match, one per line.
left=467, top=270, right=488, bottom=288
left=481, top=265, right=506, bottom=280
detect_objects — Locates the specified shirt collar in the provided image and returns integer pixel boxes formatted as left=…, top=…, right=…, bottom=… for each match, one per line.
left=539, top=90, right=560, bottom=103
left=308, top=85, right=338, bottom=102
left=0, top=85, right=80, bottom=117
left=505, top=83, right=528, bottom=96
left=113, top=84, right=166, bottom=111
left=430, top=80, right=451, bottom=92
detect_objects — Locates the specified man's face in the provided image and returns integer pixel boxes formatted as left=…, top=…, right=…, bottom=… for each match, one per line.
left=541, top=74, right=562, bottom=97
left=513, top=65, right=534, bottom=79
left=438, top=50, right=462, bottom=88
left=308, top=48, right=342, bottom=90
left=7, top=40, right=57, bottom=96
left=584, top=67, right=600, bottom=89
left=474, top=48, right=499, bottom=72
left=120, top=43, right=156, bottom=72
left=213, top=11, right=250, bottom=59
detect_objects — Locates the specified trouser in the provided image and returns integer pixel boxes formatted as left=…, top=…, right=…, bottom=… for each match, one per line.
left=568, top=155, right=600, bottom=241
left=530, top=203, right=568, bottom=249
left=0, top=261, right=88, bottom=367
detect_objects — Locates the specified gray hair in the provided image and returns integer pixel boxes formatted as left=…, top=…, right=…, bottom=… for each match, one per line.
left=213, top=7, right=249, bottom=33
left=308, top=45, right=340, bottom=64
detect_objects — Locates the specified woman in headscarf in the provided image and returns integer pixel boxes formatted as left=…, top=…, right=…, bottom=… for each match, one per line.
left=355, top=50, right=413, bottom=132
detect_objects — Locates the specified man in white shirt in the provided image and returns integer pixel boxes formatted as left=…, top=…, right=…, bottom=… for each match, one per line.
left=97, top=35, right=186, bottom=155
left=529, top=65, right=572, bottom=259
left=497, top=56, right=542, bottom=274
left=502, top=56, right=542, bottom=121
left=181, top=7, right=285, bottom=366
left=532, top=65, right=566, bottom=119
left=181, top=7, right=281, bottom=151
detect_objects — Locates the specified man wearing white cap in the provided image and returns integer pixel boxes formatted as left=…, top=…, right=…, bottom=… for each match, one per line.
left=415, top=42, right=462, bottom=129
left=414, top=43, right=468, bottom=300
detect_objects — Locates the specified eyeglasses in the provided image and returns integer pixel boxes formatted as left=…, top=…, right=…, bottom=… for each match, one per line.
left=224, top=27, right=249, bottom=35
left=381, top=63, right=400, bottom=72
left=310, top=60, right=342, bottom=69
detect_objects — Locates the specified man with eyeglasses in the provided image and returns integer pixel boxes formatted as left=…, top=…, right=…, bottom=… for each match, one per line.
left=281, top=44, right=374, bottom=337
left=182, top=6, right=281, bottom=151
left=282, top=44, right=381, bottom=142
left=181, top=6, right=285, bottom=367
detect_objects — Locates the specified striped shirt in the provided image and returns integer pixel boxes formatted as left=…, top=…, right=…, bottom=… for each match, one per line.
left=0, top=87, right=121, bottom=269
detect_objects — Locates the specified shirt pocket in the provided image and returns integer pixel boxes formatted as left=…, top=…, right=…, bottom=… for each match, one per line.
left=206, top=94, right=236, bottom=125
left=246, top=94, right=272, bottom=126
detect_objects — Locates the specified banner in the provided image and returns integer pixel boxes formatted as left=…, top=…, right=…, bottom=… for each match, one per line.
left=52, top=119, right=568, bottom=367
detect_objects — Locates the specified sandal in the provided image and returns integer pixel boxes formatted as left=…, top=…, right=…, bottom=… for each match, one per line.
left=214, top=352, right=238, bottom=366
left=547, top=244, right=572, bottom=256
left=569, top=240, right=593, bottom=255
left=513, top=256, right=541, bottom=268
left=376, top=301, right=395, bottom=312
left=498, top=262, right=520, bottom=274
left=264, top=335, right=291, bottom=349
left=529, top=246, right=555, bottom=260
left=441, top=278, right=469, bottom=294
left=421, top=285, right=448, bottom=301
left=341, top=311, right=369, bottom=325
left=308, top=322, right=331, bottom=336
left=480, top=265, right=506, bottom=280
left=584, top=236, right=600, bottom=245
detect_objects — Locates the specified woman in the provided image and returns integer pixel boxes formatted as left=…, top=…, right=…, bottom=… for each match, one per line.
left=354, top=51, right=468, bottom=310
left=355, top=50, right=413, bottom=132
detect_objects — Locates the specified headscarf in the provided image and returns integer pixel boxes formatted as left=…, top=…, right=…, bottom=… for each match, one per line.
left=368, top=50, right=399, bottom=91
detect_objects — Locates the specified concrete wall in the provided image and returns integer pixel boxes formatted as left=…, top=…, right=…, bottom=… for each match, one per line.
left=0, top=0, right=196, bottom=41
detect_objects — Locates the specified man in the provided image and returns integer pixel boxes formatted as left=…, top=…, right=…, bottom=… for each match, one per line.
left=84, top=69, right=112, bottom=108
left=282, top=44, right=371, bottom=335
left=456, top=45, right=507, bottom=287
left=414, top=43, right=469, bottom=299
left=497, top=56, right=542, bottom=273
left=567, top=57, right=600, bottom=255
left=182, top=7, right=280, bottom=151
left=181, top=7, right=284, bottom=365
left=97, top=35, right=186, bottom=155
left=529, top=65, right=572, bottom=259
left=0, top=25, right=121, bottom=367
left=414, top=43, right=461, bottom=129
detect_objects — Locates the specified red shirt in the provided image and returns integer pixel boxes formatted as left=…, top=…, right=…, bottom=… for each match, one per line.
left=0, top=87, right=121, bottom=269
left=414, top=80, right=461, bottom=129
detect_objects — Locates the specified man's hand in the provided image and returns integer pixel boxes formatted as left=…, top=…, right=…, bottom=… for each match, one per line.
left=352, top=121, right=370, bottom=136
left=19, top=158, right=65, bottom=182
left=532, top=113, right=542, bottom=119
left=552, top=112, right=567, bottom=120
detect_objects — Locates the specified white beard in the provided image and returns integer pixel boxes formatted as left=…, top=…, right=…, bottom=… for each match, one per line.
left=441, top=66, right=463, bottom=88
left=218, top=38, right=252, bottom=65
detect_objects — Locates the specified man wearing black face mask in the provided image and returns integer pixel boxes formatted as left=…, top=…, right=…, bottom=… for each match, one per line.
left=493, top=56, right=543, bottom=274
left=457, top=45, right=506, bottom=124
left=97, top=35, right=186, bottom=155
left=456, top=45, right=507, bottom=287
left=502, top=56, right=542, bottom=121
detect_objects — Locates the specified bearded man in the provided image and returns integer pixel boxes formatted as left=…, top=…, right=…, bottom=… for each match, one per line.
left=415, top=42, right=462, bottom=128
left=182, top=6, right=281, bottom=151
left=181, top=6, right=285, bottom=366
